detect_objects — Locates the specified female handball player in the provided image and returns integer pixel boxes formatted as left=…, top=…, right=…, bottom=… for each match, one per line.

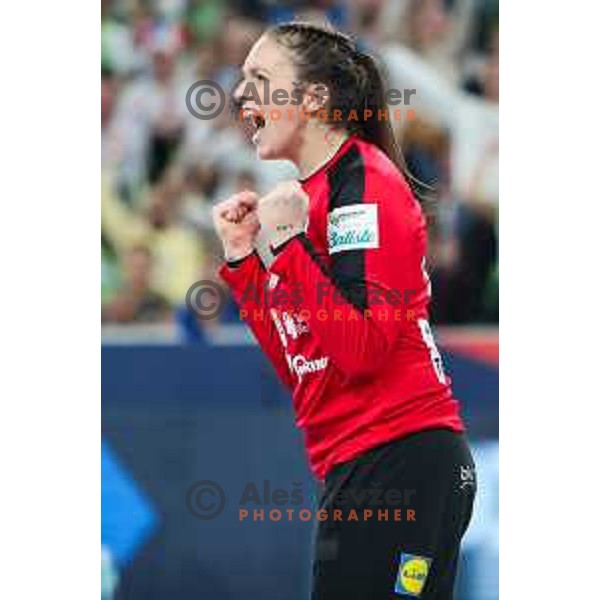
left=212, top=22, right=476, bottom=600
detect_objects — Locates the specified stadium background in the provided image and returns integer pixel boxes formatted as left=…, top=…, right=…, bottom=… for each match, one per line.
left=101, top=0, right=499, bottom=598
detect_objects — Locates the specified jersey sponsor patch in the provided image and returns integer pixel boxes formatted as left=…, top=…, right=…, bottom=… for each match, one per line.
left=327, top=204, right=379, bottom=254
left=394, top=553, right=431, bottom=597
left=286, top=353, right=329, bottom=379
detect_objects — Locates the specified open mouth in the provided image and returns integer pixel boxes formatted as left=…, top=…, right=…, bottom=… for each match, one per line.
left=252, top=111, right=266, bottom=130
left=241, top=105, right=266, bottom=143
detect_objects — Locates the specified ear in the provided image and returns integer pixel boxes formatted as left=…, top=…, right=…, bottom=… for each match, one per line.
left=302, top=82, right=330, bottom=115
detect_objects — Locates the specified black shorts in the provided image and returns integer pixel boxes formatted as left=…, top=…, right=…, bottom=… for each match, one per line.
left=311, top=429, right=476, bottom=599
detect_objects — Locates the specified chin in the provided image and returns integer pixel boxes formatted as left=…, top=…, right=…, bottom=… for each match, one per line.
left=256, top=143, right=283, bottom=161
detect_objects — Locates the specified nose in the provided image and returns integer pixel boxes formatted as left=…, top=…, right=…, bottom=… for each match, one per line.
left=232, top=77, right=266, bottom=111
left=231, top=78, right=247, bottom=106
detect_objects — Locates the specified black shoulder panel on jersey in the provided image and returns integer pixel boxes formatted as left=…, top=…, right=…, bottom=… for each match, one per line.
left=326, top=143, right=369, bottom=311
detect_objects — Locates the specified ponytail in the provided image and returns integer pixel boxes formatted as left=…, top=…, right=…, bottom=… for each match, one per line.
left=352, top=51, right=403, bottom=170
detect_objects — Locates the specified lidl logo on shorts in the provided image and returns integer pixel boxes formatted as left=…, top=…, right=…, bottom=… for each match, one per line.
left=394, top=553, right=431, bottom=597
left=327, top=204, right=379, bottom=254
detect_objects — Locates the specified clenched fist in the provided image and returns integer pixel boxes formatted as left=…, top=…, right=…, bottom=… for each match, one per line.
left=257, top=181, right=309, bottom=249
left=212, top=190, right=260, bottom=261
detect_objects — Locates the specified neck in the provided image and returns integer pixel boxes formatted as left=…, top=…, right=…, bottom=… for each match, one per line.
left=296, top=127, right=350, bottom=180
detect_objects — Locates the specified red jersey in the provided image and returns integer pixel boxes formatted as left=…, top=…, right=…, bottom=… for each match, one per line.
left=220, top=136, right=464, bottom=480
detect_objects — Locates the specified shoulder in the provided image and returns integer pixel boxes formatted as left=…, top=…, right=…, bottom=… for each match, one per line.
left=327, top=138, right=416, bottom=213
left=324, top=140, right=424, bottom=256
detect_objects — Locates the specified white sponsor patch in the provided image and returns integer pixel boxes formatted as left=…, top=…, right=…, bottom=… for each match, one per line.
left=286, top=354, right=329, bottom=379
left=327, top=203, right=379, bottom=254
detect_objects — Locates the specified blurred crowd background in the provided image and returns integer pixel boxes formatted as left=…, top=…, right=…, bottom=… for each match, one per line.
left=101, top=0, right=499, bottom=335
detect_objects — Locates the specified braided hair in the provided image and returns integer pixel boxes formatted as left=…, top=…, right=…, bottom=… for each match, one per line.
left=268, top=21, right=403, bottom=170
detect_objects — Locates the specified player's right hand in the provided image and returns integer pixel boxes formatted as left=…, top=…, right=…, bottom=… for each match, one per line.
left=212, top=190, right=260, bottom=261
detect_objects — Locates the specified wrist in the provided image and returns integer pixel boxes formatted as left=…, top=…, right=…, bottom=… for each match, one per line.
left=223, top=241, right=254, bottom=263
left=269, top=224, right=305, bottom=250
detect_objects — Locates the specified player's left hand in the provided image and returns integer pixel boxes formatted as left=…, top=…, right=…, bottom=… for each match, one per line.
left=258, top=181, right=309, bottom=249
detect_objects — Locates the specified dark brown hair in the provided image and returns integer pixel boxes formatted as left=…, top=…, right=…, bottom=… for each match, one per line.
left=268, top=21, right=403, bottom=169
